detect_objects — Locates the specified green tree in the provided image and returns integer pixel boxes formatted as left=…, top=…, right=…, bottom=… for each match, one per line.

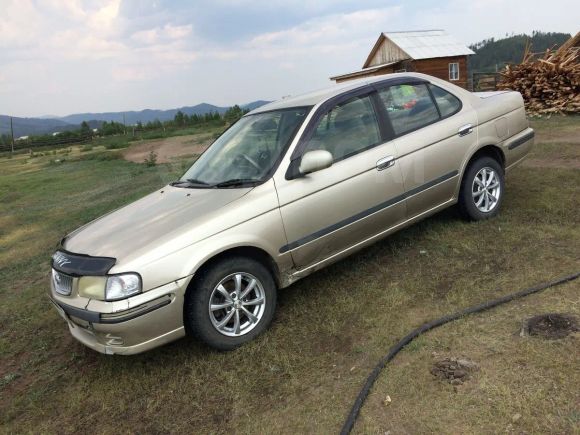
left=80, top=121, right=92, bottom=138
left=469, top=31, right=571, bottom=72
left=174, top=110, right=185, bottom=126
left=224, top=105, right=250, bottom=123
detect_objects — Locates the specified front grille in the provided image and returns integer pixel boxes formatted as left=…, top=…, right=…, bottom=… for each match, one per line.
left=52, top=269, right=73, bottom=296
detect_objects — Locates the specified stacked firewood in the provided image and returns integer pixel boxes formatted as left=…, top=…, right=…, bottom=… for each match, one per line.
left=498, top=43, right=579, bottom=116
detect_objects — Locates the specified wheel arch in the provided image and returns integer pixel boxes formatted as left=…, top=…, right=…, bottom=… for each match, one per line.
left=186, top=245, right=282, bottom=292
left=457, top=144, right=505, bottom=194
left=464, top=144, right=505, bottom=172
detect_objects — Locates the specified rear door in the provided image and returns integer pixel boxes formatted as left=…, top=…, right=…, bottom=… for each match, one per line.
left=374, top=80, right=478, bottom=217
left=273, top=89, right=406, bottom=269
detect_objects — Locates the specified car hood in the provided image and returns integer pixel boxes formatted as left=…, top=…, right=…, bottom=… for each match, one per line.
left=64, top=185, right=252, bottom=262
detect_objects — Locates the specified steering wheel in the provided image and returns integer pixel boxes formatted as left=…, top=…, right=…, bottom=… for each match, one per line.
left=240, top=154, right=261, bottom=171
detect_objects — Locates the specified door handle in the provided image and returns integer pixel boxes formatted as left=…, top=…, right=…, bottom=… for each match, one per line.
left=458, top=124, right=474, bottom=137
left=376, top=155, right=395, bottom=171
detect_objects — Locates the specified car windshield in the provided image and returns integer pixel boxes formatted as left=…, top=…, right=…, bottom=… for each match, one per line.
left=179, top=107, right=310, bottom=187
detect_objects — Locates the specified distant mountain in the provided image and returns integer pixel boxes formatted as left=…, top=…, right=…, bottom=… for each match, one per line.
left=0, top=115, right=77, bottom=138
left=242, top=100, right=271, bottom=111
left=0, top=100, right=270, bottom=137
left=56, top=101, right=270, bottom=125
left=469, top=31, right=571, bottom=72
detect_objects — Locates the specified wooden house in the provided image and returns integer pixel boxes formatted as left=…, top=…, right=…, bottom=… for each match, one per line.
left=330, top=30, right=474, bottom=88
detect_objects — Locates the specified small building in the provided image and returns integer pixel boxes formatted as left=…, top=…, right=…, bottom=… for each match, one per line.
left=330, top=30, right=474, bottom=88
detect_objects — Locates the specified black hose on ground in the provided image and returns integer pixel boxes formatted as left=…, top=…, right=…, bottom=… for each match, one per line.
left=340, top=271, right=580, bottom=435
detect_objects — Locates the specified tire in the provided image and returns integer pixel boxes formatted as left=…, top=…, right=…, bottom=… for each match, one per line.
left=458, top=156, right=505, bottom=221
left=185, top=256, right=277, bottom=350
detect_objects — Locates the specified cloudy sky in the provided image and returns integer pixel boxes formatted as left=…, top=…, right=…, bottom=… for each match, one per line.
left=0, top=0, right=577, bottom=117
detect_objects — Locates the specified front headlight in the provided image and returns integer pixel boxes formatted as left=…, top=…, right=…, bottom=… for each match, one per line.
left=105, top=273, right=141, bottom=301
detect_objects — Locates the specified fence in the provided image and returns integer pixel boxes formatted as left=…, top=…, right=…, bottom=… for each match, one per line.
left=471, top=72, right=502, bottom=91
left=0, top=132, right=92, bottom=154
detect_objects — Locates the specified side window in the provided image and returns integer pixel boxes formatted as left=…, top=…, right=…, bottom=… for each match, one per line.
left=304, top=95, right=380, bottom=161
left=429, top=84, right=461, bottom=118
left=378, top=84, right=439, bottom=136
left=449, top=63, right=459, bottom=80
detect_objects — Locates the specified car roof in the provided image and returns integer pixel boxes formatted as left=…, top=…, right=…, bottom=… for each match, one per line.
left=248, top=73, right=435, bottom=114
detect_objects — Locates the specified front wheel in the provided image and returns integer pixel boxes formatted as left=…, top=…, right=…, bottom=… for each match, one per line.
left=185, top=257, right=277, bottom=350
left=458, top=156, right=505, bottom=221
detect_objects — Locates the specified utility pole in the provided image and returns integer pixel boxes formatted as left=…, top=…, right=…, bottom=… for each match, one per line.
left=10, top=116, right=15, bottom=153
left=122, top=113, right=126, bottom=135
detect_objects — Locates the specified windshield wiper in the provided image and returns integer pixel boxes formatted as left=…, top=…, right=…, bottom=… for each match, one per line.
left=213, top=178, right=261, bottom=188
left=169, top=178, right=212, bottom=188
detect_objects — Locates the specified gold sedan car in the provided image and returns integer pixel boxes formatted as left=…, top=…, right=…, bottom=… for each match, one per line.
left=49, top=73, right=534, bottom=354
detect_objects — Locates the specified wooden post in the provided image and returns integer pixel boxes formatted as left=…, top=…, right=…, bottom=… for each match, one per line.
left=10, top=117, right=15, bottom=153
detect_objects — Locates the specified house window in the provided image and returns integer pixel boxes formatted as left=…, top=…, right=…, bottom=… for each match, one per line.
left=449, top=63, right=459, bottom=81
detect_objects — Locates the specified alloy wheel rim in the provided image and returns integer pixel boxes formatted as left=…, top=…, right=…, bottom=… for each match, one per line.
left=208, top=272, right=266, bottom=337
left=472, top=167, right=501, bottom=213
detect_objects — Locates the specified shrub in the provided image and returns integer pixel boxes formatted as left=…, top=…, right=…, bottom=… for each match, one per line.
left=102, top=137, right=130, bottom=149
left=144, top=150, right=158, bottom=167
left=78, top=151, right=121, bottom=161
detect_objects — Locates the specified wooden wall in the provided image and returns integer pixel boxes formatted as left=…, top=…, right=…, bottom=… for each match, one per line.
left=333, top=56, right=469, bottom=88
left=367, top=36, right=409, bottom=66
left=412, top=56, right=468, bottom=88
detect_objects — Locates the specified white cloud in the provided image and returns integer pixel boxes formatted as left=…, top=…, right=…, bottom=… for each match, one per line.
left=0, top=0, right=577, bottom=117
left=131, top=28, right=160, bottom=44
left=249, top=7, right=400, bottom=49
left=0, top=0, right=45, bottom=47
left=88, top=0, right=121, bottom=33
left=202, top=6, right=400, bottom=64
left=164, top=24, right=193, bottom=40
left=131, top=23, right=193, bottom=45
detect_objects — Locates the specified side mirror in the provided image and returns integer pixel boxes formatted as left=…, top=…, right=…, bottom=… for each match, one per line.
left=299, top=150, right=333, bottom=175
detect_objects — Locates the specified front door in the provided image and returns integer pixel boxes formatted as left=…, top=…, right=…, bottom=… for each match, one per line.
left=273, top=91, right=406, bottom=269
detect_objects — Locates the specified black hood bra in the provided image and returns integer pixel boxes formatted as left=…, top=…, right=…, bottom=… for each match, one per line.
left=51, top=250, right=116, bottom=276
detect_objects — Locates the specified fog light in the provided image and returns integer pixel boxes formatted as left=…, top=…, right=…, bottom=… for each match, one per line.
left=78, top=276, right=106, bottom=299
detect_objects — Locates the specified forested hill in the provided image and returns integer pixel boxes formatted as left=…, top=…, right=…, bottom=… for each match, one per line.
left=469, top=31, right=571, bottom=72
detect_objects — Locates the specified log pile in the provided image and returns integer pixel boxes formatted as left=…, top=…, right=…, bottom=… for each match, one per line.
left=498, top=42, right=579, bottom=116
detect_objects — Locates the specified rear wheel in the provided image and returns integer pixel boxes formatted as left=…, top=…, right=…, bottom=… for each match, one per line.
left=458, top=156, right=504, bottom=221
left=185, top=257, right=276, bottom=350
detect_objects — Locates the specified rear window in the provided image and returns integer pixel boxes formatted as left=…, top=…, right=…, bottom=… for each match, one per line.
left=429, top=85, right=462, bottom=118
left=377, top=84, right=439, bottom=136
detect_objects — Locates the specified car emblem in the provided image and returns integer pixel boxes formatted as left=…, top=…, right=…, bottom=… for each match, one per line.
left=53, top=252, right=71, bottom=268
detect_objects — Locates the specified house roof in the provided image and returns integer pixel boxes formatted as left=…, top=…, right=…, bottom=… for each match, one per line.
left=329, top=61, right=399, bottom=81
left=363, top=30, right=474, bottom=68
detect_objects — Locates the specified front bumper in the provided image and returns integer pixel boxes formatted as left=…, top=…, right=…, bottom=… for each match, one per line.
left=49, top=276, right=192, bottom=355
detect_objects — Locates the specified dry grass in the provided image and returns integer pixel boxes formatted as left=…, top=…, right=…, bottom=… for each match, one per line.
left=0, top=117, right=578, bottom=433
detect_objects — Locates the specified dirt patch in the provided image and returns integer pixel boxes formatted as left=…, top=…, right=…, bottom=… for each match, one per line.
left=523, top=158, right=580, bottom=170
left=430, top=357, right=479, bottom=385
left=534, top=128, right=580, bottom=146
left=122, top=134, right=212, bottom=164
left=524, top=313, right=578, bottom=339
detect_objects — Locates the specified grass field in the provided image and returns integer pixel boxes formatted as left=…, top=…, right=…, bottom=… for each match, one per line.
left=1, top=117, right=579, bottom=433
